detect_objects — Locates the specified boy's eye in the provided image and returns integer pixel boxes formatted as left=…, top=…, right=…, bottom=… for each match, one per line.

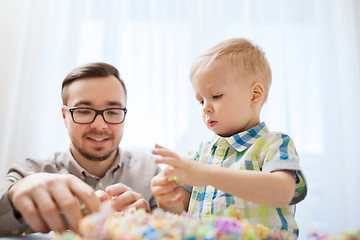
left=213, top=94, right=223, bottom=99
left=199, top=100, right=204, bottom=105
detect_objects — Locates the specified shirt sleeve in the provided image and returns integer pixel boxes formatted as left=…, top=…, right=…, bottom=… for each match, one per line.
left=0, top=157, right=59, bottom=236
left=260, top=133, right=307, bottom=205
left=0, top=177, right=29, bottom=236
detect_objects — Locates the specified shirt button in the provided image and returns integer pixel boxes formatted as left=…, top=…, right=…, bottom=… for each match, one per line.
left=98, top=182, right=103, bottom=189
left=216, top=149, right=223, bottom=155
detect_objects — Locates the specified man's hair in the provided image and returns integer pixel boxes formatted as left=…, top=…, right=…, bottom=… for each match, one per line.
left=62, top=62, right=126, bottom=105
left=190, top=38, right=272, bottom=102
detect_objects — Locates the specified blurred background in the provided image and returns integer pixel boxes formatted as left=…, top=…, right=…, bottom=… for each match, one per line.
left=0, top=0, right=359, bottom=238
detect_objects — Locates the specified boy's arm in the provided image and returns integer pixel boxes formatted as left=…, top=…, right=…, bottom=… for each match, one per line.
left=153, top=144, right=295, bottom=208
left=203, top=166, right=295, bottom=207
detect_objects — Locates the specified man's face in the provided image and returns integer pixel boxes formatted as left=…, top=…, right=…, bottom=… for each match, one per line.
left=62, top=75, right=126, bottom=163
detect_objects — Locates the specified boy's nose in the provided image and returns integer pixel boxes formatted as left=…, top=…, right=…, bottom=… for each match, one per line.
left=202, top=102, right=213, bottom=113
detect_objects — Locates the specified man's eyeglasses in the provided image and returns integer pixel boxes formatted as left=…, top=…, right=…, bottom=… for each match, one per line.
left=63, top=106, right=127, bottom=124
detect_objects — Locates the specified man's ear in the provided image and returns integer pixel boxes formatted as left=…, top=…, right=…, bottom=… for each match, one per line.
left=62, top=107, right=68, bottom=128
left=251, top=82, right=264, bottom=106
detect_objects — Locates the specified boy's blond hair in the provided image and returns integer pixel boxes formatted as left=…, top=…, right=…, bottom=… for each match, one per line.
left=190, top=38, right=272, bottom=103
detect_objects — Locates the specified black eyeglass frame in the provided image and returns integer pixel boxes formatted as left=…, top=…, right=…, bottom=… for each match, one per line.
left=63, top=105, right=127, bottom=124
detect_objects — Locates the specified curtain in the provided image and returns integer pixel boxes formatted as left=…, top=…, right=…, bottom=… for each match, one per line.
left=0, top=0, right=359, bottom=237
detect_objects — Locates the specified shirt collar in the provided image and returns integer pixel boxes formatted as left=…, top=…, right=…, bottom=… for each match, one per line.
left=211, top=122, right=269, bottom=153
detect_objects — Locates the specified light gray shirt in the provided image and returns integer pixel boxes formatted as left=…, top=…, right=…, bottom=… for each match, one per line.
left=0, top=147, right=160, bottom=237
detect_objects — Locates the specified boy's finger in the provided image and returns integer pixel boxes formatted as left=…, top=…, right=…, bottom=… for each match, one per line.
left=154, top=143, right=164, bottom=149
left=155, top=157, right=182, bottom=169
left=152, top=181, right=178, bottom=195
left=152, top=147, right=178, bottom=158
left=164, top=193, right=183, bottom=205
left=153, top=173, right=171, bottom=185
left=156, top=188, right=182, bottom=205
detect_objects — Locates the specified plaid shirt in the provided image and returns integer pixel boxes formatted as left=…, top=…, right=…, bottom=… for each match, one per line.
left=187, top=122, right=307, bottom=236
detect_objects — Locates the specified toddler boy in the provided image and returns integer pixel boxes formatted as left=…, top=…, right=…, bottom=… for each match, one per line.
left=151, top=38, right=307, bottom=236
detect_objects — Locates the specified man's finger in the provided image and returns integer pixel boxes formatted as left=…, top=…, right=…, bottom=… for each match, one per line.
left=128, top=198, right=151, bottom=213
left=50, top=185, right=82, bottom=233
left=105, top=183, right=129, bottom=197
left=111, top=191, right=142, bottom=211
left=16, top=197, right=49, bottom=233
left=32, top=190, right=66, bottom=233
left=95, top=190, right=109, bottom=202
left=68, top=176, right=100, bottom=214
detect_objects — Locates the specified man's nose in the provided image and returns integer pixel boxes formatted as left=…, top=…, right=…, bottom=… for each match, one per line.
left=90, top=114, right=108, bottom=129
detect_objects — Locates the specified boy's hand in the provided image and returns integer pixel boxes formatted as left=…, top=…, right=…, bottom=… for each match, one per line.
left=150, top=171, right=183, bottom=207
left=152, top=144, right=208, bottom=187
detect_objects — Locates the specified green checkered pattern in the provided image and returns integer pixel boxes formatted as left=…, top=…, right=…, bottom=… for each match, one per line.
left=187, top=122, right=306, bottom=236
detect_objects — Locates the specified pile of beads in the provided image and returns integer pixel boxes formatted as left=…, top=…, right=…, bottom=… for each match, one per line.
left=54, top=203, right=297, bottom=240
left=308, top=229, right=360, bottom=240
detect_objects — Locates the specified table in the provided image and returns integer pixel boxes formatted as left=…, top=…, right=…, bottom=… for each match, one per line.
left=0, top=233, right=53, bottom=240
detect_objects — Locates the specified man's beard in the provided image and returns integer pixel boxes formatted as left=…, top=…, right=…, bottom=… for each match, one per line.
left=74, top=144, right=118, bottom=162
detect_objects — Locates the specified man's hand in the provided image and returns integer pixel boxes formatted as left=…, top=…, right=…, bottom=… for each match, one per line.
left=8, top=173, right=100, bottom=234
left=96, top=183, right=151, bottom=213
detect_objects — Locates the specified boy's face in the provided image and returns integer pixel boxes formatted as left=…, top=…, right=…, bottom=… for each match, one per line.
left=62, top=75, right=126, bottom=163
left=191, top=58, right=261, bottom=137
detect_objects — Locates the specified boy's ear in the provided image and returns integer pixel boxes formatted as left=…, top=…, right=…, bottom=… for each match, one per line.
left=251, top=82, right=264, bottom=105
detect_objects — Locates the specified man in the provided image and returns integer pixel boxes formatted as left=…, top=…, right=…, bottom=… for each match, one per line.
left=0, top=62, right=160, bottom=236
